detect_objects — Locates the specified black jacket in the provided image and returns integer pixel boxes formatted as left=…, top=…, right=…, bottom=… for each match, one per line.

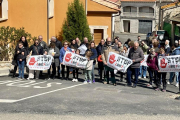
left=70, top=43, right=79, bottom=50
left=80, top=42, right=89, bottom=48
left=96, top=43, right=104, bottom=56
left=29, top=44, right=43, bottom=55
left=16, top=47, right=27, bottom=61
left=56, top=39, right=62, bottom=50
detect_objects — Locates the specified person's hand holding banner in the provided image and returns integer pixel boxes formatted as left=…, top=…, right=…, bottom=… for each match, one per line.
left=107, top=52, right=133, bottom=73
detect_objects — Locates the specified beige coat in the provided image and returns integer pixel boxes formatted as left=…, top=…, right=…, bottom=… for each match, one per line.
left=86, top=60, right=93, bottom=70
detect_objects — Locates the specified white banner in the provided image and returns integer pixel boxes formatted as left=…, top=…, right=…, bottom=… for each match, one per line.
left=27, top=55, right=53, bottom=70
left=158, top=55, right=180, bottom=72
left=63, top=51, right=88, bottom=69
left=140, top=55, right=148, bottom=66
left=107, top=52, right=133, bottom=73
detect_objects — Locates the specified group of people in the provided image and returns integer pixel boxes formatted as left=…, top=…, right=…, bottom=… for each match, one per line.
left=12, top=35, right=180, bottom=94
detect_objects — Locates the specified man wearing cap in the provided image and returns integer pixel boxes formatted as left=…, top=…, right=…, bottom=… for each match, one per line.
left=127, top=41, right=144, bottom=88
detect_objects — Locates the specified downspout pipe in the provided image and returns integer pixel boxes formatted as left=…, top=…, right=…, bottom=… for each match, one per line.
left=85, top=0, right=87, bottom=15
left=47, top=0, right=49, bottom=44
left=111, top=11, right=121, bottom=40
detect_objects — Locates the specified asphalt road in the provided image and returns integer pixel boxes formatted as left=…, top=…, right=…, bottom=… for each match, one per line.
left=0, top=66, right=180, bottom=120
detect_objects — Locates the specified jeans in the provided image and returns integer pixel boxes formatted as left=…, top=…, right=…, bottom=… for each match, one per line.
left=91, top=65, right=95, bottom=80
left=104, top=66, right=116, bottom=84
left=139, top=66, right=147, bottom=77
left=85, top=70, right=92, bottom=81
left=148, top=68, right=158, bottom=86
left=17, top=61, right=25, bottom=78
left=127, top=68, right=139, bottom=85
left=169, top=72, right=179, bottom=83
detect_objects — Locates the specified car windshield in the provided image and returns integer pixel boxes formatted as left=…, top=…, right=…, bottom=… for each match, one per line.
left=157, top=31, right=165, bottom=34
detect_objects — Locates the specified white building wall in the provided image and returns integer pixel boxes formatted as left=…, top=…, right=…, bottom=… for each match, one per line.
left=130, top=19, right=138, bottom=33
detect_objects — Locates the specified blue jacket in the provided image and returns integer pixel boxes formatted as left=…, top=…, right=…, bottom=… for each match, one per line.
left=59, top=47, right=72, bottom=63
left=88, top=48, right=98, bottom=65
left=172, top=47, right=180, bottom=55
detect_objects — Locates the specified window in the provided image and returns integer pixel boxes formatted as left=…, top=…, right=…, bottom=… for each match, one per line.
left=0, top=0, right=8, bottom=20
left=123, top=6, right=137, bottom=12
left=139, top=7, right=154, bottom=13
left=49, top=0, right=54, bottom=18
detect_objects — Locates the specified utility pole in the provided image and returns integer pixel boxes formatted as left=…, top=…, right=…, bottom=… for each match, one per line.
left=158, top=0, right=161, bottom=30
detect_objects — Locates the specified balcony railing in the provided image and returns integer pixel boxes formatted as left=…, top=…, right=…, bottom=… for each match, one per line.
left=122, top=12, right=154, bottom=17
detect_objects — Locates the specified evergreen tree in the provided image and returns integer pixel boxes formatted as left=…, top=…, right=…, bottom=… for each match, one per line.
left=62, top=0, right=92, bottom=42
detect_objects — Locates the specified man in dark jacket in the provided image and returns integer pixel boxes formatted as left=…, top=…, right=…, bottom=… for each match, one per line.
left=101, top=37, right=120, bottom=86
left=50, top=36, right=62, bottom=78
left=127, top=41, right=144, bottom=88
left=38, top=35, right=48, bottom=54
left=80, top=37, right=89, bottom=48
left=96, top=39, right=105, bottom=81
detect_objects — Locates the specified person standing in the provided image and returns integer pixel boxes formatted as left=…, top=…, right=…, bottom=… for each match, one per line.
left=75, top=37, right=81, bottom=46
left=80, top=37, right=89, bottom=48
left=16, top=42, right=27, bottom=80
left=127, top=41, right=144, bottom=88
left=47, top=42, right=60, bottom=80
left=157, top=48, right=167, bottom=92
left=113, top=38, right=119, bottom=48
left=146, top=48, right=159, bottom=89
left=27, top=39, right=44, bottom=80
left=12, top=36, right=29, bottom=78
left=101, top=37, right=120, bottom=86
left=139, top=40, right=149, bottom=78
left=59, top=41, right=72, bottom=80
left=96, top=39, right=105, bottom=81
left=118, top=41, right=124, bottom=82
left=168, top=41, right=180, bottom=87
left=87, top=41, right=98, bottom=83
left=38, top=35, right=48, bottom=76
left=50, top=36, right=62, bottom=79
left=84, top=51, right=94, bottom=84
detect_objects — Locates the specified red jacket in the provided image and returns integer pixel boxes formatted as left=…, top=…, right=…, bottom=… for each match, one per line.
left=147, top=53, right=159, bottom=71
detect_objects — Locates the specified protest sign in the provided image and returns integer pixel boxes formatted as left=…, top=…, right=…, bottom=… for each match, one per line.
left=107, top=52, right=133, bottom=72
left=78, top=44, right=87, bottom=55
left=140, top=55, right=148, bottom=66
left=27, top=55, right=53, bottom=70
left=158, top=55, right=180, bottom=72
left=63, top=51, right=88, bottom=69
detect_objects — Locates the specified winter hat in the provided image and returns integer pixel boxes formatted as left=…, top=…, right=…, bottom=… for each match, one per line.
left=123, top=44, right=129, bottom=49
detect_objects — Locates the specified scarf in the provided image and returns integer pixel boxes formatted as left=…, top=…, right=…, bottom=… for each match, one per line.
left=165, top=44, right=170, bottom=49
left=150, top=53, right=156, bottom=60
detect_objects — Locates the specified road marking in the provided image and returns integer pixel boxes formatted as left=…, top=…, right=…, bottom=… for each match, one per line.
left=0, top=83, right=85, bottom=103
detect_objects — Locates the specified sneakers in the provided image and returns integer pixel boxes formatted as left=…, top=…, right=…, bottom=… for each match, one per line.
left=17, top=77, right=22, bottom=80
left=147, top=84, right=152, bottom=87
left=143, top=76, right=146, bottom=79
left=89, top=81, right=92, bottom=84
left=72, top=79, right=76, bottom=82
left=167, top=81, right=170, bottom=85
left=155, top=88, right=160, bottom=91
left=138, top=76, right=141, bottom=78
left=83, top=81, right=88, bottom=84
left=72, top=79, right=78, bottom=82
left=175, top=83, right=179, bottom=88
left=92, top=80, right=95, bottom=83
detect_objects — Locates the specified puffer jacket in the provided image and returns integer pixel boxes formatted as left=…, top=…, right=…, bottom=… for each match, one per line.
left=101, top=42, right=120, bottom=64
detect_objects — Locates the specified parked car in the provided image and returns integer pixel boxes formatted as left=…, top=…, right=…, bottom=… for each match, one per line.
left=147, top=30, right=170, bottom=45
